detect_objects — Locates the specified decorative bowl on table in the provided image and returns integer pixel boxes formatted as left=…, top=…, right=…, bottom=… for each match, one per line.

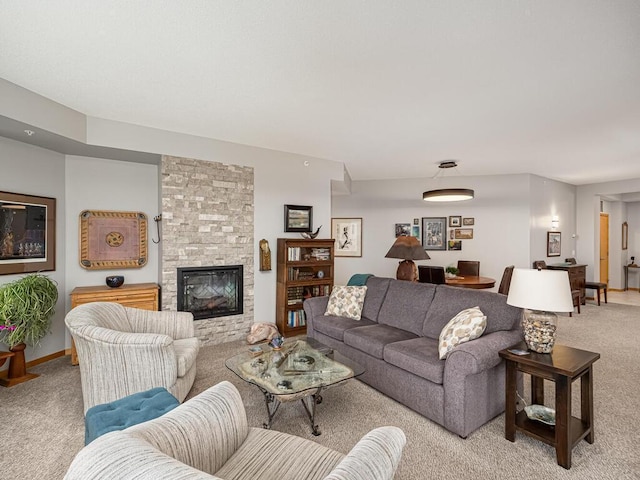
left=524, top=405, right=556, bottom=426
left=105, top=275, right=125, bottom=288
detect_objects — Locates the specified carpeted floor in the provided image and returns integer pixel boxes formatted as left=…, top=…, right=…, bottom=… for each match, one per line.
left=1, top=302, right=639, bottom=479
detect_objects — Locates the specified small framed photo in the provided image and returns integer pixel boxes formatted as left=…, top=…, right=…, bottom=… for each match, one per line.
left=332, top=218, right=362, bottom=257
left=463, top=217, right=475, bottom=226
left=454, top=228, right=474, bottom=240
left=449, top=216, right=462, bottom=227
left=448, top=240, right=462, bottom=251
left=422, top=217, right=447, bottom=251
left=413, top=218, right=420, bottom=225
left=395, top=223, right=411, bottom=237
left=547, top=231, right=561, bottom=257
left=411, top=225, right=420, bottom=241
left=284, top=205, right=312, bottom=232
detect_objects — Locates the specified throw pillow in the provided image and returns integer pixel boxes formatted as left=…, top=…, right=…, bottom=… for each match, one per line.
left=438, top=306, right=487, bottom=360
left=324, top=285, right=368, bottom=320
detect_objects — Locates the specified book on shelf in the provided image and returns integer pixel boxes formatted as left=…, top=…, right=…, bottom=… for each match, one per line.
left=287, top=309, right=307, bottom=328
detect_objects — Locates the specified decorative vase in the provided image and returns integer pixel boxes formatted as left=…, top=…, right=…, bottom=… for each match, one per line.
left=106, top=275, right=125, bottom=288
left=522, top=310, right=557, bottom=353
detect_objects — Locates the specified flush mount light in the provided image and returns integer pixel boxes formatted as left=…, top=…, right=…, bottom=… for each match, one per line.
left=423, top=161, right=474, bottom=202
left=24, top=129, right=35, bottom=136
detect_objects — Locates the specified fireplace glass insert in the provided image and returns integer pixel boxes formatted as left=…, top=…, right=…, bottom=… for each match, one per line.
left=177, top=265, right=243, bottom=320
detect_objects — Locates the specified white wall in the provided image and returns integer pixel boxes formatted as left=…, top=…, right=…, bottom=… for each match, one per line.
left=0, top=137, right=66, bottom=365
left=64, top=156, right=160, bottom=315
left=332, top=174, right=533, bottom=289
left=528, top=175, right=577, bottom=265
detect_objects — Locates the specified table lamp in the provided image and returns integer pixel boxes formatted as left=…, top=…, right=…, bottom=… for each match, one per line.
left=506, top=268, right=574, bottom=353
left=385, top=236, right=430, bottom=282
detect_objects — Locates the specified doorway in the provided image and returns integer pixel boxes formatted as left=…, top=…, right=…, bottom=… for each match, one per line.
left=599, top=213, right=609, bottom=285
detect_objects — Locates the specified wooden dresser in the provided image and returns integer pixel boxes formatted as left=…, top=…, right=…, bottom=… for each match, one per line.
left=547, top=263, right=586, bottom=305
left=69, top=282, right=160, bottom=365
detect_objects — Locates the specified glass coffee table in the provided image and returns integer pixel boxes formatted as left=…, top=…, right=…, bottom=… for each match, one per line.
left=225, top=338, right=364, bottom=436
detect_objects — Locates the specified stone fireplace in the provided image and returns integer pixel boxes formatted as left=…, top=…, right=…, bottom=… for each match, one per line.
left=161, top=155, right=254, bottom=345
left=177, top=265, right=243, bottom=320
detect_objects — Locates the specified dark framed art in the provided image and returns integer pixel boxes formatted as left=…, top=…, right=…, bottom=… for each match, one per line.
left=454, top=228, right=474, bottom=240
left=622, top=222, right=628, bottom=250
left=0, top=191, right=56, bottom=275
left=449, top=216, right=462, bottom=227
left=284, top=205, right=312, bottom=232
left=422, top=217, right=446, bottom=250
left=547, top=231, right=561, bottom=257
left=463, top=217, right=475, bottom=226
left=395, top=223, right=411, bottom=237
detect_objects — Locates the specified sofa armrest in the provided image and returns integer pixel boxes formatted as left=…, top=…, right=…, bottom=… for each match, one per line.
left=324, top=426, right=406, bottom=480
left=444, top=329, right=523, bottom=377
left=303, top=296, right=330, bottom=336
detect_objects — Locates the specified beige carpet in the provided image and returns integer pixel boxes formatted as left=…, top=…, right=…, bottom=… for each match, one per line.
left=1, top=302, right=639, bottom=479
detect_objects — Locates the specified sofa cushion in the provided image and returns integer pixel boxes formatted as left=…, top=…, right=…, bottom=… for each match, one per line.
left=422, top=285, right=522, bottom=339
left=325, top=286, right=368, bottom=320
left=377, top=280, right=437, bottom=336
left=361, top=277, right=392, bottom=322
left=344, top=324, right=418, bottom=359
left=438, top=306, right=487, bottom=359
left=313, top=315, right=377, bottom=342
left=384, top=337, right=445, bottom=384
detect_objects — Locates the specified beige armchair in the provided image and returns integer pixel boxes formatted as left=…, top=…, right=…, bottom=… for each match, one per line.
left=65, top=381, right=406, bottom=480
left=65, top=302, right=199, bottom=414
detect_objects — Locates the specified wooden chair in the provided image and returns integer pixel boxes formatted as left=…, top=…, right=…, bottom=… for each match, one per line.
left=566, top=258, right=607, bottom=306
left=457, top=260, right=480, bottom=276
left=532, top=260, right=547, bottom=269
left=498, top=265, right=515, bottom=295
left=418, top=265, right=446, bottom=284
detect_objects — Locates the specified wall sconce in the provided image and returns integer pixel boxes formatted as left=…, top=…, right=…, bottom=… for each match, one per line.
left=551, top=216, right=559, bottom=230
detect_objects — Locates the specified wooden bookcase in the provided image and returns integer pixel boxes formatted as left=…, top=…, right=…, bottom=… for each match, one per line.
left=276, top=238, right=334, bottom=337
left=69, top=282, right=160, bottom=365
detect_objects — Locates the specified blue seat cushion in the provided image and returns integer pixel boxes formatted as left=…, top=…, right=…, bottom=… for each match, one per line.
left=84, top=387, right=179, bottom=445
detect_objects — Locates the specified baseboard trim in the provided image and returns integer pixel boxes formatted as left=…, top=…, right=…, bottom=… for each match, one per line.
left=0, top=350, right=67, bottom=379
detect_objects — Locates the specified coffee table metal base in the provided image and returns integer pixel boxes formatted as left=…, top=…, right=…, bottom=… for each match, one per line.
left=260, top=387, right=324, bottom=436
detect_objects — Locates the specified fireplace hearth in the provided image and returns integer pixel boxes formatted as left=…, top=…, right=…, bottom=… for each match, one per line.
left=177, top=265, right=243, bottom=320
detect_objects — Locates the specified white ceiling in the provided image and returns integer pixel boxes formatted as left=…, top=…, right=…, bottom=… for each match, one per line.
left=1, top=1, right=639, bottom=185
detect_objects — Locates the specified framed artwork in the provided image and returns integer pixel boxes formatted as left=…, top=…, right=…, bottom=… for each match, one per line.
left=411, top=225, right=420, bottom=241
left=622, top=222, right=628, bottom=250
left=80, top=210, right=148, bottom=270
left=0, top=191, right=56, bottom=275
left=448, top=240, right=462, bottom=251
left=413, top=218, right=420, bottom=225
left=449, top=216, right=462, bottom=227
left=284, top=204, right=312, bottom=232
left=332, top=218, right=362, bottom=257
left=422, top=217, right=446, bottom=250
left=547, top=231, right=561, bottom=257
left=395, top=223, right=411, bottom=237
left=463, top=217, right=475, bottom=226
left=454, top=228, right=474, bottom=240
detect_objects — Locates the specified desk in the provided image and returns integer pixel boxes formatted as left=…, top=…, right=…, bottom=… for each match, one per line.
left=499, top=343, right=600, bottom=469
left=547, top=263, right=586, bottom=305
left=624, top=265, right=640, bottom=291
left=445, top=275, right=495, bottom=289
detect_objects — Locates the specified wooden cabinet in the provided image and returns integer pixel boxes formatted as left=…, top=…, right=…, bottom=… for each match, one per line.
left=547, top=264, right=586, bottom=305
left=276, top=238, right=334, bottom=337
left=69, top=283, right=160, bottom=365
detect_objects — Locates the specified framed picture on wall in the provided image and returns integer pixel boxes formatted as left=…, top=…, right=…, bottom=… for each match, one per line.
left=395, top=223, right=411, bottom=237
left=449, top=216, right=462, bottom=227
left=284, top=204, right=312, bottom=232
left=332, top=217, right=362, bottom=257
left=547, top=231, right=561, bottom=257
left=0, top=191, right=56, bottom=275
left=622, top=222, right=628, bottom=250
left=422, top=217, right=446, bottom=250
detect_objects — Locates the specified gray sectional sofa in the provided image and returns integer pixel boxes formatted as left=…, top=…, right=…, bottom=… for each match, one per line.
left=303, top=276, right=523, bottom=438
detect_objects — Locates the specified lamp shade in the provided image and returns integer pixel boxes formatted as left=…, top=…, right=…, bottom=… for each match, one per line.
left=422, top=188, right=474, bottom=202
left=385, top=236, right=430, bottom=261
left=506, top=268, right=574, bottom=313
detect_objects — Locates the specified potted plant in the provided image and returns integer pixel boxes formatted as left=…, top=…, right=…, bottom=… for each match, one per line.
left=0, top=273, right=58, bottom=387
left=445, top=266, right=459, bottom=278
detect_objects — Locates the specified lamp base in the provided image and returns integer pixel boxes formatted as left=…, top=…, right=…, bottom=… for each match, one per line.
left=396, top=260, right=418, bottom=282
left=522, top=310, right=557, bottom=353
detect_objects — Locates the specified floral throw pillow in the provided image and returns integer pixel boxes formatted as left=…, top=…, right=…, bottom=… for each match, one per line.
left=324, top=286, right=368, bottom=320
left=438, top=306, right=487, bottom=360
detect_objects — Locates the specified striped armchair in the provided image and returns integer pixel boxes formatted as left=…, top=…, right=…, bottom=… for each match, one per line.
left=65, top=302, right=199, bottom=414
left=65, top=381, right=406, bottom=480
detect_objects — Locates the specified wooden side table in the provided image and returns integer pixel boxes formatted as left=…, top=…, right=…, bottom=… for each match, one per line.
left=69, top=283, right=160, bottom=365
left=499, top=343, right=600, bottom=469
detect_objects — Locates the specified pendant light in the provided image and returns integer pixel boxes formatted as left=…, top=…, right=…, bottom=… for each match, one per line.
left=423, top=161, right=474, bottom=202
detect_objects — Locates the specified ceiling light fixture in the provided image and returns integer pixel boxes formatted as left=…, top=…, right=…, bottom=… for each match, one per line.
left=422, top=161, right=474, bottom=202
left=24, top=129, right=35, bottom=136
